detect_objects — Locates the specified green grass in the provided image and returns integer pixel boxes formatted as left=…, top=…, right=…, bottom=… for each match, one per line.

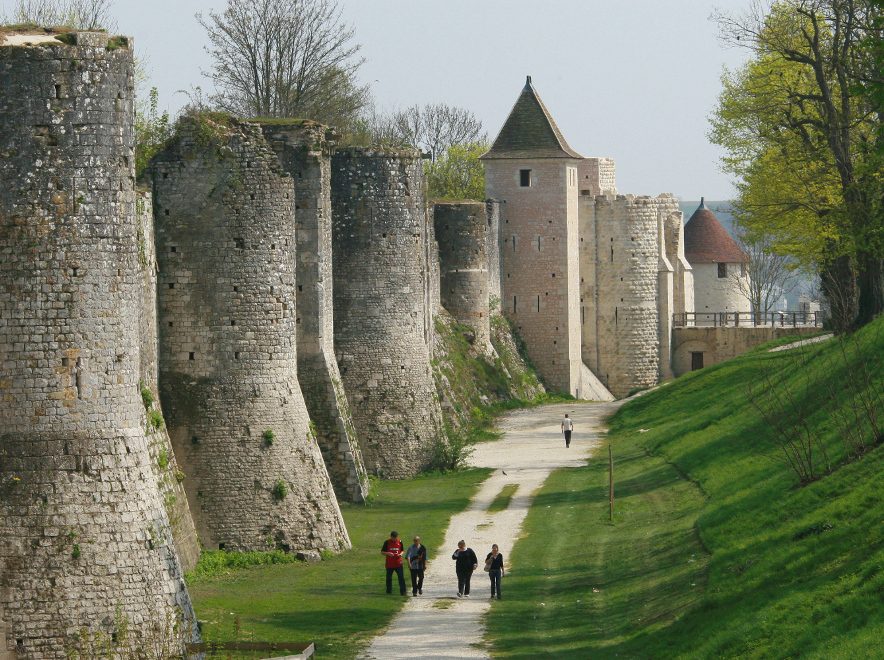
left=189, top=468, right=490, bottom=659
left=487, top=484, right=519, bottom=513
left=486, top=317, right=883, bottom=658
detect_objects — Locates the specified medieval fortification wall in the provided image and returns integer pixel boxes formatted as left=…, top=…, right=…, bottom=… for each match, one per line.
left=152, top=116, right=349, bottom=552
left=260, top=122, right=368, bottom=503
left=0, top=32, right=195, bottom=657
left=331, top=148, right=444, bottom=478
left=136, top=191, right=201, bottom=572
left=485, top=200, right=503, bottom=305
left=433, top=202, right=491, bottom=350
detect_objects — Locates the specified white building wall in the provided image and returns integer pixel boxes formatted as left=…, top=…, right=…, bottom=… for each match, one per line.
left=693, top=262, right=750, bottom=317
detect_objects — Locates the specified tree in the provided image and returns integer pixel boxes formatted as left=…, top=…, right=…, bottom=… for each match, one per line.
left=362, top=103, right=486, bottom=161
left=713, top=0, right=882, bottom=330
left=197, top=0, right=368, bottom=128
left=426, top=143, right=487, bottom=201
left=135, top=87, right=172, bottom=179
left=731, top=221, right=799, bottom=320
left=5, top=0, right=114, bottom=29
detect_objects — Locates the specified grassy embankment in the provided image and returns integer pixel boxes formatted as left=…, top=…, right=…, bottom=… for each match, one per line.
left=189, top=468, right=490, bottom=658
left=486, top=318, right=883, bottom=658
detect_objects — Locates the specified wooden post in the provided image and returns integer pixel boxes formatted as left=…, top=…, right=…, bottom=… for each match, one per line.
left=608, top=442, right=614, bottom=522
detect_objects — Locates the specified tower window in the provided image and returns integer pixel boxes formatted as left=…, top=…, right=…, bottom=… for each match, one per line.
left=513, top=296, right=517, bottom=313
left=718, top=263, right=727, bottom=278
left=519, top=169, right=531, bottom=187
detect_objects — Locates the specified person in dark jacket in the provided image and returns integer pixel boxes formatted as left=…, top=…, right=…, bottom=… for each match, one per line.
left=451, top=539, right=478, bottom=597
left=485, top=543, right=505, bottom=599
left=405, top=535, right=427, bottom=596
left=381, top=530, right=406, bottom=595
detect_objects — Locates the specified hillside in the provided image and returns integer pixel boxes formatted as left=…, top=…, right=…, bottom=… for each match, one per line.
left=487, top=317, right=883, bottom=657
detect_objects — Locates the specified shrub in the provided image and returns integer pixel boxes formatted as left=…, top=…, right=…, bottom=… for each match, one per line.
left=262, top=428, right=275, bottom=446
left=140, top=382, right=154, bottom=409
left=157, top=449, right=169, bottom=470
left=148, top=409, right=164, bottom=430
left=272, top=479, right=288, bottom=501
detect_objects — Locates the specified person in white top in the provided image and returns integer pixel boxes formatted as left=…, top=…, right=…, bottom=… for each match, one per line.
left=561, top=414, right=574, bottom=448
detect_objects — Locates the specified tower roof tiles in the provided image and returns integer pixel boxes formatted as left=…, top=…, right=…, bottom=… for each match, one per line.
left=684, top=198, right=749, bottom=264
left=481, top=76, right=583, bottom=160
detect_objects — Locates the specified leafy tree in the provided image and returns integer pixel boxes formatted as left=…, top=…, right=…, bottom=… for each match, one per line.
left=712, top=0, right=882, bottom=330
left=426, top=143, right=487, bottom=201
left=730, top=220, right=799, bottom=320
left=134, top=87, right=172, bottom=179
left=198, top=0, right=368, bottom=129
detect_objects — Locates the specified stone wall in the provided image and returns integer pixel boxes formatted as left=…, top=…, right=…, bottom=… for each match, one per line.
left=663, top=209, right=694, bottom=318
left=486, top=158, right=583, bottom=395
left=581, top=195, right=662, bottom=397
left=136, top=191, right=201, bottom=571
left=672, top=326, right=821, bottom=376
left=260, top=122, right=368, bottom=503
left=152, top=116, right=349, bottom=552
left=577, top=157, right=616, bottom=197
left=485, top=199, right=503, bottom=305
left=331, top=148, right=443, bottom=478
left=433, top=202, right=491, bottom=350
left=0, top=32, right=195, bottom=657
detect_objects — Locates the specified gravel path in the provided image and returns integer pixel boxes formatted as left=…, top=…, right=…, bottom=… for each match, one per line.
left=360, top=400, right=623, bottom=659
left=768, top=333, right=833, bottom=352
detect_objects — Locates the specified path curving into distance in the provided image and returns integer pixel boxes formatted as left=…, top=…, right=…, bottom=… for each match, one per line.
left=360, top=400, right=624, bottom=659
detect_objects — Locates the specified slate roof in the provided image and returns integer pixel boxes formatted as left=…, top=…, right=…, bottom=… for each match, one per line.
left=481, top=76, right=583, bottom=160
left=684, top=198, right=749, bottom=264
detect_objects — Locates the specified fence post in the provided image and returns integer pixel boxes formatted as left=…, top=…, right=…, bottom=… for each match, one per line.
left=609, top=442, right=614, bottom=522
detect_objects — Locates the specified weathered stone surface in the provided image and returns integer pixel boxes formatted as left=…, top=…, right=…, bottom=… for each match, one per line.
left=0, top=33, right=196, bottom=657
left=260, top=122, right=369, bottom=503
left=485, top=200, right=503, bottom=305
left=136, top=191, right=201, bottom=571
left=151, top=116, right=350, bottom=552
left=433, top=202, right=491, bottom=350
left=331, top=148, right=444, bottom=478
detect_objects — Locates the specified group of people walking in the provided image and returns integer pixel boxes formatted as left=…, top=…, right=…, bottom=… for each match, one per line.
left=381, top=532, right=505, bottom=600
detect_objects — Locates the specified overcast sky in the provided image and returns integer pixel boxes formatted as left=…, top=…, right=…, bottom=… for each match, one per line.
left=2, top=0, right=752, bottom=198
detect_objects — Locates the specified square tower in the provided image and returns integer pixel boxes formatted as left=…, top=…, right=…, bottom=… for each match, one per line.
left=482, top=77, right=583, bottom=395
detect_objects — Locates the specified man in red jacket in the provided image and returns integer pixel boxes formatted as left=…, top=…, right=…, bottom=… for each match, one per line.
left=381, top=530, right=407, bottom=595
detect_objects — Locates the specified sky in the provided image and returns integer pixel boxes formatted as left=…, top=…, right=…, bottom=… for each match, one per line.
left=1, top=0, right=754, bottom=198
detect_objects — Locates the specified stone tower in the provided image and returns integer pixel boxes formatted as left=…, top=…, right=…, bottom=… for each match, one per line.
left=684, top=198, right=749, bottom=319
left=152, top=115, right=350, bottom=552
left=260, top=121, right=369, bottom=503
left=481, top=77, right=584, bottom=396
left=0, top=30, right=196, bottom=656
left=136, top=191, right=201, bottom=572
left=331, top=148, right=444, bottom=478
left=433, top=202, right=491, bottom=350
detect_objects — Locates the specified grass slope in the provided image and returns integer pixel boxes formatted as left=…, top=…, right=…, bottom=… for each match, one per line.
left=487, top=319, right=883, bottom=658
left=189, top=468, right=490, bottom=659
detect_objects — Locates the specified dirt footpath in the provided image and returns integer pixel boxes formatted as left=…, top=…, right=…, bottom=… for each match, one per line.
left=360, top=401, right=623, bottom=659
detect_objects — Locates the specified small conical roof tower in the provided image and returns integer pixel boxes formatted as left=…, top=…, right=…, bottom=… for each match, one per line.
left=684, top=197, right=748, bottom=264
left=481, top=76, right=582, bottom=160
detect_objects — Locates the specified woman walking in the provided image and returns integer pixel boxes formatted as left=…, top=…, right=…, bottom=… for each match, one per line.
left=451, top=540, right=478, bottom=598
left=485, top=544, right=505, bottom=600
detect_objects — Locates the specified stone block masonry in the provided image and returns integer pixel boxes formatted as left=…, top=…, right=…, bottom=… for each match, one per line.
left=331, top=148, right=444, bottom=478
left=0, top=32, right=196, bottom=657
left=485, top=200, right=503, bottom=305
left=260, top=121, right=369, bottom=503
left=152, top=116, right=350, bottom=552
left=136, top=191, right=201, bottom=571
left=433, top=202, right=491, bottom=350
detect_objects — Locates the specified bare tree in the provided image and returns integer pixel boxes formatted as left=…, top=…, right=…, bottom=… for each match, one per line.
left=732, top=221, right=798, bottom=321
left=364, top=103, right=486, bottom=160
left=197, top=0, right=368, bottom=127
left=6, top=0, right=115, bottom=29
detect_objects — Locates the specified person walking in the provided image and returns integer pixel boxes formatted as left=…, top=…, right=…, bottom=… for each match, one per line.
left=485, top=544, right=505, bottom=600
left=561, top=413, right=574, bottom=448
left=381, top=530, right=407, bottom=596
left=405, top=535, right=427, bottom=596
left=451, top=540, right=478, bottom=598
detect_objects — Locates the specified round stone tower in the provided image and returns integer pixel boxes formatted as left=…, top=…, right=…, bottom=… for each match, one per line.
left=590, top=195, right=662, bottom=397
left=151, top=116, right=350, bottom=553
left=433, top=202, right=491, bottom=349
left=0, top=31, right=196, bottom=657
left=331, top=148, right=444, bottom=478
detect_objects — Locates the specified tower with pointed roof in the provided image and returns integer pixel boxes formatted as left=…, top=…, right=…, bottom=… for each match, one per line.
left=684, top=198, right=749, bottom=319
left=481, top=76, right=585, bottom=395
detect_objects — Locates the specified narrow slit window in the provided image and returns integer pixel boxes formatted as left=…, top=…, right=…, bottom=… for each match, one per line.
left=536, top=295, right=540, bottom=312
left=519, top=169, right=531, bottom=187
left=513, top=295, right=517, bottom=314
